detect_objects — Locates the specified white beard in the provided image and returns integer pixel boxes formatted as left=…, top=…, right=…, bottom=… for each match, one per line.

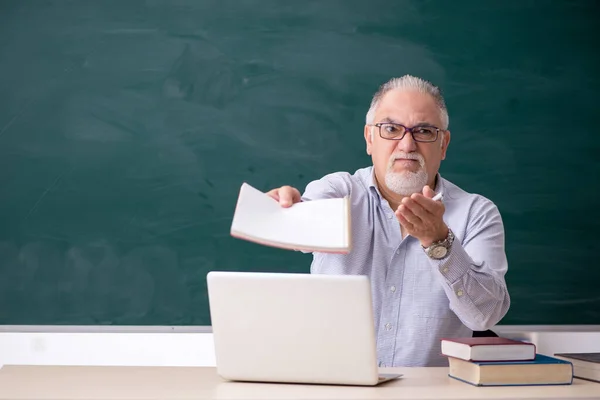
left=384, top=152, right=428, bottom=196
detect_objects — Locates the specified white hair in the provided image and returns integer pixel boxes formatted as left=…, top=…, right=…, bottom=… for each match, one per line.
left=365, top=75, right=449, bottom=129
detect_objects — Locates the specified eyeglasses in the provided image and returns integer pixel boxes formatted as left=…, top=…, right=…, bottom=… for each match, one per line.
left=369, top=122, right=443, bottom=143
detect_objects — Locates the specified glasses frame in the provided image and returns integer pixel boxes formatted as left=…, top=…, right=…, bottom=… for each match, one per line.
left=369, top=122, right=444, bottom=143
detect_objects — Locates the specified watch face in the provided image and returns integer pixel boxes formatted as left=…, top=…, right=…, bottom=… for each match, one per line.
left=431, top=246, right=447, bottom=259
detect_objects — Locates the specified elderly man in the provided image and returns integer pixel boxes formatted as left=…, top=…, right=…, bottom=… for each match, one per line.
left=267, top=75, right=510, bottom=367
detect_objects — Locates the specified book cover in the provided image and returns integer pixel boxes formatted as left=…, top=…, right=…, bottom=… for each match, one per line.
left=554, top=353, right=600, bottom=364
left=441, top=337, right=536, bottom=361
left=230, top=183, right=351, bottom=253
left=469, top=353, right=572, bottom=366
left=448, top=354, right=573, bottom=386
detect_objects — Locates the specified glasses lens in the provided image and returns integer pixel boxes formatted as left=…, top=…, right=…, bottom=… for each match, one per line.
left=379, top=123, right=405, bottom=139
left=413, top=127, right=437, bottom=142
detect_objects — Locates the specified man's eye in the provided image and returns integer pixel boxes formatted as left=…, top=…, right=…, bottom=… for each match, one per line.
left=385, top=125, right=399, bottom=133
left=416, top=128, right=434, bottom=134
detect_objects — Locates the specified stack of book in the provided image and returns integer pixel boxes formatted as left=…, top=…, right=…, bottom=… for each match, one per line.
left=441, top=337, right=574, bottom=386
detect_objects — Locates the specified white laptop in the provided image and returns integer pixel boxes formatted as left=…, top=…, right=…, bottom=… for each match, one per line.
left=206, top=271, right=401, bottom=386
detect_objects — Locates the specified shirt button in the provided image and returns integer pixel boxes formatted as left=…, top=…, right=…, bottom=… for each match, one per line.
left=385, top=323, right=392, bottom=331
left=442, top=267, right=449, bottom=273
left=396, top=250, right=400, bottom=255
left=390, top=285, right=396, bottom=293
left=388, top=214, right=393, bottom=219
left=457, top=289, right=464, bottom=296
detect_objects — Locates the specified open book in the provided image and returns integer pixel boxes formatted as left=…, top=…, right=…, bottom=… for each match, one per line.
left=230, top=183, right=351, bottom=253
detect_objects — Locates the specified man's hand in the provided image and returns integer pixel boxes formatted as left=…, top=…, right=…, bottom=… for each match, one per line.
left=266, top=185, right=302, bottom=208
left=395, top=185, right=448, bottom=247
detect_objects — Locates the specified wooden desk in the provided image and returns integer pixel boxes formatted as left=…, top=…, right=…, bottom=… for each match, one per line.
left=0, top=365, right=598, bottom=400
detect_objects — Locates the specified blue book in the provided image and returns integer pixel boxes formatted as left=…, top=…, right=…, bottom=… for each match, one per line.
left=448, top=354, right=573, bottom=386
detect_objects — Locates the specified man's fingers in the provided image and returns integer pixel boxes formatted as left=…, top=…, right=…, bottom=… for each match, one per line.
left=267, top=186, right=301, bottom=207
left=280, top=186, right=301, bottom=207
left=422, top=185, right=435, bottom=198
left=402, top=197, right=429, bottom=220
left=411, top=192, right=444, bottom=214
left=395, top=211, right=413, bottom=231
left=266, top=189, right=281, bottom=202
left=397, top=204, right=421, bottom=226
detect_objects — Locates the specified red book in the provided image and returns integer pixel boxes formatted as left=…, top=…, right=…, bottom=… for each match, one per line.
left=441, top=337, right=536, bottom=362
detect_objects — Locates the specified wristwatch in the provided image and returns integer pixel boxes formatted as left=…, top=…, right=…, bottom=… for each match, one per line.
left=422, top=228, right=454, bottom=260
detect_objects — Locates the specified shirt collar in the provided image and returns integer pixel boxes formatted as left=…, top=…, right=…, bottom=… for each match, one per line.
left=367, top=167, right=382, bottom=200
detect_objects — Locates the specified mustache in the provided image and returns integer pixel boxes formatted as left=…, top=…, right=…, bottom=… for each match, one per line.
left=387, top=152, right=425, bottom=169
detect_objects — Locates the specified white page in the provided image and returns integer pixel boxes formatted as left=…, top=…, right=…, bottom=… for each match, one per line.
left=230, top=183, right=350, bottom=252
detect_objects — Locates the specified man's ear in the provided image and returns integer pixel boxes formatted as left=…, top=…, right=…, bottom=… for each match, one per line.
left=441, top=130, right=451, bottom=160
left=364, top=125, right=373, bottom=155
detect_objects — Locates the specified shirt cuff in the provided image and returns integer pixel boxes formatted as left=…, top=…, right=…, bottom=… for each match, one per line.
left=432, top=240, right=473, bottom=284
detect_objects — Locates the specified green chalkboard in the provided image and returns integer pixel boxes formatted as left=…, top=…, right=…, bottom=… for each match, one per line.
left=1, top=1, right=598, bottom=326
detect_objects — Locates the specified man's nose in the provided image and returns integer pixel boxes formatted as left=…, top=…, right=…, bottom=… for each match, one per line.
left=396, top=131, right=418, bottom=152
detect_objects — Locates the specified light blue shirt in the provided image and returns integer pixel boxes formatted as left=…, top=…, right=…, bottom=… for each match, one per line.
left=301, top=166, right=510, bottom=367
